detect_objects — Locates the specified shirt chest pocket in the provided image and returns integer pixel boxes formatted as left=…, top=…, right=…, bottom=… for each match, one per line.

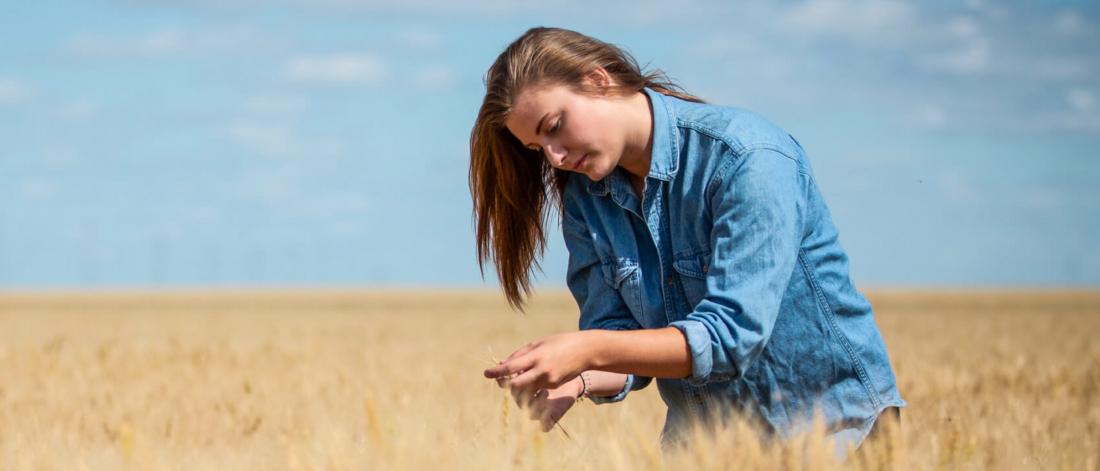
left=672, top=251, right=710, bottom=310
left=600, top=257, right=644, bottom=318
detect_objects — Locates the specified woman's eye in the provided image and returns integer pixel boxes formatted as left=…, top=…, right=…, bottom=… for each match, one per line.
left=549, top=119, right=561, bottom=134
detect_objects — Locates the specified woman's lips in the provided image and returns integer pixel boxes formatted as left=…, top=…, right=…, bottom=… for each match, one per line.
left=572, top=154, right=588, bottom=171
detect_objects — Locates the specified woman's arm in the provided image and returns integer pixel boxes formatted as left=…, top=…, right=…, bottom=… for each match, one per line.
left=587, top=328, right=692, bottom=378
left=667, top=148, right=805, bottom=384
left=484, top=327, right=690, bottom=402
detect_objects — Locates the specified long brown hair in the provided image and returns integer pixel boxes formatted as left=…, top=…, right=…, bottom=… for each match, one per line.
left=469, top=27, right=703, bottom=310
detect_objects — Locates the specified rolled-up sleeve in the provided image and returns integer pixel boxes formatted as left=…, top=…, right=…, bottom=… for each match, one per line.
left=562, top=193, right=653, bottom=401
left=669, top=148, right=806, bottom=385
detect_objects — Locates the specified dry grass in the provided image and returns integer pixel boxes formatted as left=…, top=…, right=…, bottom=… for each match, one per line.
left=0, top=289, right=1098, bottom=470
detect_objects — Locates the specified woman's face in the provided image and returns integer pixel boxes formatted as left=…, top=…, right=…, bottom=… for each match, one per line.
left=505, top=84, right=626, bottom=181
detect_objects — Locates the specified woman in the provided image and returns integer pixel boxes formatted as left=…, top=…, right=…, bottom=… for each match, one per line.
left=471, top=27, right=904, bottom=454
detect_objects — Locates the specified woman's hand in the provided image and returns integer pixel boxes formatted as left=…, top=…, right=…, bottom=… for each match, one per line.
left=484, top=331, right=599, bottom=407
left=528, top=376, right=584, bottom=431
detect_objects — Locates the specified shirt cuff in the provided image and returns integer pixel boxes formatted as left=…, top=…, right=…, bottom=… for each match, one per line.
left=669, top=319, right=714, bottom=386
left=589, top=374, right=635, bottom=404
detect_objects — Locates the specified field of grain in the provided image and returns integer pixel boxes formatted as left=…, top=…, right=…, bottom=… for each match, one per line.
left=1, top=290, right=1098, bottom=470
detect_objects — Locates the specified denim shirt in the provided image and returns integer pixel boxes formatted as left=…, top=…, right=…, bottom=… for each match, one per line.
left=562, top=88, right=905, bottom=450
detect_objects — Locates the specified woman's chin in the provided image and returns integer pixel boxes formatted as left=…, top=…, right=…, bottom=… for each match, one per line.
left=582, top=166, right=609, bottom=181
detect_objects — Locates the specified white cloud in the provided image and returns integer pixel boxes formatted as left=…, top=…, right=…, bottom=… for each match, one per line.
left=945, top=16, right=982, bottom=40
left=226, top=120, right=345, bottom=157
left=40, top=146, right=79, bottom=167
left=283, top=0, right=541, bottom=13
left=311, top=194, right=369, bottom=214
left=1027, top=56, right=1094, bottom=81
left=69, top=31, right=173, bottom=57
left=962, top=0, right=1009, bottom=21
left=57, top=100, right=98, bottom=119
left=228, top=121, right=295, bottom=155
left=780, top=0, right=916, bottom=43
left=236, top=161, right=303, bottom=203
left=1066, top=89, right=1096, bottom=113
left=1021, top=187, right=1063, bottom=211
left=120, top=0, right=560, bottom=14
left=1062, top=115, right=1100, bottom=133
left=244, top=94, right=310, bottom=117
left=415, top=66, right=457, bottom=89
left=1037, top=89, right=1100, bottom=134
left=937, top=172, right=980, bottom=203
left=20, top=179, right=58, bottom=199
left=1033, top=110, right=1100, bottom=134
left=910, top=103, right=947, bottom=129
left=66, top=25, right=271, bottom=58
left=233, top=161, right=368, bottom=216
left=398, top=29, right=443, bottom=50
left=285, top=53, right=387, bottom=85
left=773, top=3, right=1006, bottom=78
left=695, top=32, right=764, bottom=57
left=0, top=77, right=34, bottom=104
left=916, top=38, right=990, bottom=74
left=910, top=14, right=993, bottom=75
left=1054, top=10, right=1088, bottom=36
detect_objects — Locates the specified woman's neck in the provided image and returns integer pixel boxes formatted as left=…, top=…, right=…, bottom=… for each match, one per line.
left=617, top=91, right=654, bottom=180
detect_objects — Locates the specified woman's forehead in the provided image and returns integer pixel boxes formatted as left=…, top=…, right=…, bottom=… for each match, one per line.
left=507, top=86, right=574, bottom=133
left=505, top=90, right=553, bottom=139
left=514, top=85, right=572, bottom=112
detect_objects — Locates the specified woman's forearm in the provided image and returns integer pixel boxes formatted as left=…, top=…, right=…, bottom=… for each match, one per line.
left=586, top=327, right=693, bottom=379
left=484, top=328, right=692, bottom=396
left=579, top=370, right=630, bottom=398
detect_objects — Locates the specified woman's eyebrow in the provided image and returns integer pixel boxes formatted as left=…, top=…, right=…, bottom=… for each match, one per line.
left=523, top=113, right=550, bottom=148
left=534, top=113, right=549, bottom=137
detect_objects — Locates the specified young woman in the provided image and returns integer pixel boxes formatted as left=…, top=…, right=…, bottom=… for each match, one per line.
left=471, top=27, right=904, bottom=454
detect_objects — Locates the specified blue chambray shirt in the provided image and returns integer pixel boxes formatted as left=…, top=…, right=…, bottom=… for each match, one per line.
left=562, top=88, right=905, bottom=451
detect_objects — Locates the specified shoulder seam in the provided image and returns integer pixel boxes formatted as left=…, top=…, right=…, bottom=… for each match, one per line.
left=677, top=118, right=799, bottom=162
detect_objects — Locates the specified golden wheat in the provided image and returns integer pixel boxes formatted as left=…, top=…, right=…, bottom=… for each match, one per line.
left=0, top=289, right=1097, bottom=470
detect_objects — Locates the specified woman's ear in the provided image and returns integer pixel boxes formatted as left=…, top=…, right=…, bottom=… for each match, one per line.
left=584, top=66, right=613, bottom=93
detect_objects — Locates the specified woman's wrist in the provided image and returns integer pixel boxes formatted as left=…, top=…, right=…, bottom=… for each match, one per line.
left=567, top=374, right=586, bottom=400
left=581, top=329, right=611, bottom=371
left=575, top=370, right=630, bottom=399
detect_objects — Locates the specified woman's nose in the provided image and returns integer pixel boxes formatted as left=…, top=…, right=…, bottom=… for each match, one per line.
left=543, top=142, right=568, bottom=167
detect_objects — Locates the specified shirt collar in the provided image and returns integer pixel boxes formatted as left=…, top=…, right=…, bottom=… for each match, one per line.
left=587, top=87, right=679, bottom=197
left=642, top=87, right=679, bottom=181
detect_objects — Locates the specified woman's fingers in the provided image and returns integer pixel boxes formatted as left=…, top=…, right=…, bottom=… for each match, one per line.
left=499, top=342, right=537, bottom=368
left=539, top=396, right=563, bottom=432
left=539, top=411, right=556, bottom=432
left=527, top=390, right=561, bottom=432
left=510, top=380, right=535, bottom=407
left=484, top=352, right=536, bottom=379
left=528, top=389, right=549, bottom=421
left=483, top=362, right=514, bottom=379
left=505, top=382, right=579, bottom=432
left=538, top=388, right=577, bottom=432
left=509, top=367, right=545, bottom=407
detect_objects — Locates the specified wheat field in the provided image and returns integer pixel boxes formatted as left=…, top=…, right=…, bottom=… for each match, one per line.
left=0, top=290, right=1097, bottom=470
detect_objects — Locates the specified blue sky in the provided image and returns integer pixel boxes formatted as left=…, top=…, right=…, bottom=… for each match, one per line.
left=1, top=0, right=1098, bottom=289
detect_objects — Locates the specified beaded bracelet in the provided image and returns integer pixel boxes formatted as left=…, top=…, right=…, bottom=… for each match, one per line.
left=578, top=372, right=591, bottom=401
